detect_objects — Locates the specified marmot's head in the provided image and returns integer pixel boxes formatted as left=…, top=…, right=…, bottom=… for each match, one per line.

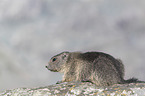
left=46, top=51, right=69, bottom=72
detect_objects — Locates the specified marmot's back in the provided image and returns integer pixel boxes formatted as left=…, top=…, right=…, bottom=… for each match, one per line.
left=78, top=52, right=117, bottom=62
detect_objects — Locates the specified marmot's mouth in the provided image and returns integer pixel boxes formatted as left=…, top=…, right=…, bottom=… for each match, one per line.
left=48, top=69, right=58, bottom=72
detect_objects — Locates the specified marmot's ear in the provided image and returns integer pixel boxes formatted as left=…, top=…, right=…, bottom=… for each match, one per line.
left=62, top=52, right=69, bottom=59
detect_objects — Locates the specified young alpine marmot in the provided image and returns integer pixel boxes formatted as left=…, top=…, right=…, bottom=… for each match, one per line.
left=46, top=51, right=138, bottom=86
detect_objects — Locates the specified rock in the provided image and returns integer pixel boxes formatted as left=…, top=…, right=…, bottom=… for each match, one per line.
left=1, top=82, right=145, bottom=96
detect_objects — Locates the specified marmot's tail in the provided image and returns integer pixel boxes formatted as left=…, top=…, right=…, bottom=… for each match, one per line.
left=125, top=78, right=138, bottom=83
left=125, top=78, right=145, bottom=83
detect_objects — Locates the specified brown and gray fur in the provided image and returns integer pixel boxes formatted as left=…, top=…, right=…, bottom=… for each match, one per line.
left=46, top=51, right=140, bottom=86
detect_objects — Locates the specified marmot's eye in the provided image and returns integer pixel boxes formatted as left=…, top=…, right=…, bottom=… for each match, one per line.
left=52, top=58, right=56, bottom=62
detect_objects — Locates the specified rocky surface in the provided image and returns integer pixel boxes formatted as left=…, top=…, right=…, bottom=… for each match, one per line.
left=1, top=82, right=145, bottom=96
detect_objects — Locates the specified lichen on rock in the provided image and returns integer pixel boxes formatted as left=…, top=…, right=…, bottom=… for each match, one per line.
left=1, top=82, right=145, bottom=96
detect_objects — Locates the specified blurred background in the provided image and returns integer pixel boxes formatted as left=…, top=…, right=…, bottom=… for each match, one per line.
left=0, top=0, right=145, bottom=91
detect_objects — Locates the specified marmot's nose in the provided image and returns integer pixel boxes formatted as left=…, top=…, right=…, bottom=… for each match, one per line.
left=45, top=66, right=48, bottom=68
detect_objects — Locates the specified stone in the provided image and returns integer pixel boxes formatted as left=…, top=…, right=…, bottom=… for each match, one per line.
left=1, top=82, right=145, bottom=96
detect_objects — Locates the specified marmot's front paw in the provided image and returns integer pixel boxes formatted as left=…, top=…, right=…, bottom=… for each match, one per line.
left=81, top=79, right=93, bottom=83
left=56, top=81, right=63, bottom=84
